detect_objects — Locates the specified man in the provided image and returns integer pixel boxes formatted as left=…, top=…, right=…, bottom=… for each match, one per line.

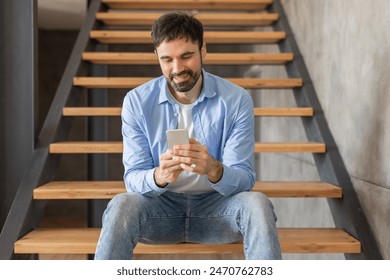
left=95, top=12, right=281, bottom=260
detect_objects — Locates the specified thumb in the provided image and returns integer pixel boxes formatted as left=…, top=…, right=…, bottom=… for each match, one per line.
left=189, top=138, right=200, bottom=145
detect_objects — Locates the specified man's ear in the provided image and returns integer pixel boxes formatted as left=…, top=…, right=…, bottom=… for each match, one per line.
left=201, top=43, right=207, bottom=60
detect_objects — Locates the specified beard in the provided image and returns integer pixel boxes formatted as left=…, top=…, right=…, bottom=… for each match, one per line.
left=167, top=69, right=201, bottom=93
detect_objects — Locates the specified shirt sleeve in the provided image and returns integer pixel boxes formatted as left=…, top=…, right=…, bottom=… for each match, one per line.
left=121, top=92, right=169, bottom=197
left=210, top=91, right=256, bottom=196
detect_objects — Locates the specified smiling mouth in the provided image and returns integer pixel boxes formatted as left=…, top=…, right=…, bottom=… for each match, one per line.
left=170, top=70, right=192, bottom=81
left=167, top=69, right=200, bottom=92
left=173, top=74, right=190, bottom=82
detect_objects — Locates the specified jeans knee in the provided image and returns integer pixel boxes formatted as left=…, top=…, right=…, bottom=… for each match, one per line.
left=237, top=192, right=276, bottom=220
left=103, top=192, right=143, bottom=224
left=237, top=191, right=268, bottom=205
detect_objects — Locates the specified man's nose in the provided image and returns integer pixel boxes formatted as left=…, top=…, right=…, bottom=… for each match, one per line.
left=172, top=59, right=185, bottom=74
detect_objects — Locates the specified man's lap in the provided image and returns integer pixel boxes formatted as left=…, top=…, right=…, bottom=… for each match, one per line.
left=107, top=191, right=272, bottom=244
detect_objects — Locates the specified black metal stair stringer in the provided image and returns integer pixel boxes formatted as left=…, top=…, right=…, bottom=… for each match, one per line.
left=0, top=0, right=104, bottom=260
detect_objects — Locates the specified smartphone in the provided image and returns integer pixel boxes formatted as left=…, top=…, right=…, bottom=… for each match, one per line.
left=166, top=129, right=189, bottom=149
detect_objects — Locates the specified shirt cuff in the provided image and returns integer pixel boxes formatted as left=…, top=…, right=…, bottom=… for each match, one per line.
left=146, top=168, right=169, bottom=196
left=210, top=163, right=233, bottom=196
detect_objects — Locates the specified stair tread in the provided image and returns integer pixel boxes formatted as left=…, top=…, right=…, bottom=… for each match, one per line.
left=63, top=107, right=122, bottom=116
left=49, top=141, right=325, bottom=154
left=14, top=227, right=360, bottom=254
left=83, top=52, right=294, bottom=65
left=90, top=31, right=286, bottom=44
left=73, top=77, right=302, bottom=89
left=255, top=142, right=326, bottom=153
left=102, top=0, right=273, bottom=10
left=253, top=181, right=341, bottom=197
left=50, top=141, right=124, bottom=154
left=63, top=107, right=313, bottom=117
left=96, top=12, right=279, bottom=26
left=33, top=181, right=342, bottom=199
left=254, top=107, right=313, bottom=116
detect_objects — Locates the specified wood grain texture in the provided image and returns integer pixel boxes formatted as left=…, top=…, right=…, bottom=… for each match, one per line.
left=33, top=181, right=341, bottom=199
left=73, top=77, right=302, bottom=89
left=255, top=142, right=326, bottom=153
left=102, top=0, right=273, bottom=10
left=49, top=142, right=324, bottom=154
left=83, top=52, right=293, bottom=65
left=14, top=228, right=360, bottom=254
left=96, top=12, right=279, bottom=26
left=63, top=107, right=312, bottom=117
left=90, top=31, right=286, bottom=44
left=49, top=142, right=123, bottom=154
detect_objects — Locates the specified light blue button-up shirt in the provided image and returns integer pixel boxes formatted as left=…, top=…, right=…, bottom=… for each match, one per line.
left=122, top=70, right=255, bottom=197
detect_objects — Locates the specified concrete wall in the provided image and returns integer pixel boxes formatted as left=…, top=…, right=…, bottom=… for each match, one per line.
left=254, top=0, right=390, bottom=259
left=38, top=0, right=86, bottom=29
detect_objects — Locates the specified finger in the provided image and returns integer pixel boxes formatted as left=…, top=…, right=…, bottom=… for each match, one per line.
left=161, top=158, right=182, bottom=169
left=174, top=138, right=204, bottom=152
left=180, top=162, right=198, bottom=172
left=160, top=149, right=174, bottom=160
left=172, top=148, right=193, bottom=158
left=158, top=161, right=184, bottom=175
left=189, top=138, right=200, bottom=144
left=173, top=155, right=192, bottom=164
left=172, top=145, right=206, bottom=158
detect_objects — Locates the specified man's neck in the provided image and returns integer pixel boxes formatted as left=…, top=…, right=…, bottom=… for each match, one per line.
left=170, top=74, right=203, bottom=104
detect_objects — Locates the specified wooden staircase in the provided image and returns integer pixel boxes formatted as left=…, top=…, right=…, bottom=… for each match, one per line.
left=12, top=0, right=361, bottom=258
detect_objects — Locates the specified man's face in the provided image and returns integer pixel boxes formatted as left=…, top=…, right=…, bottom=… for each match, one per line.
left=155, top=38, right=206, bottom=93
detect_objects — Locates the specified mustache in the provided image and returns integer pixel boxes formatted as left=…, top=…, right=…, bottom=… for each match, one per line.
left=169, top=70, right=193, bottom=80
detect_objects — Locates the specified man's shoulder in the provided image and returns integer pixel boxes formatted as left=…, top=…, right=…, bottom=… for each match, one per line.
left=205, top=71, right=246, bottom=92
left=123, top=76, right=165, bottom=112
left=204, top=71, right=249, bottom=100
left=127, top=76, right=164, bottom=98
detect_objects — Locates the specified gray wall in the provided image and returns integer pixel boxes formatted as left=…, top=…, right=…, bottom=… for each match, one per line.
left=38, top=30, right=89, bottom=225
left=253, top=0, right=390, bottom=259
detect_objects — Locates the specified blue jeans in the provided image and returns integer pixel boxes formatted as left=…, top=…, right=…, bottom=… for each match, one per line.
left=94, top=191, right=281, bottom=260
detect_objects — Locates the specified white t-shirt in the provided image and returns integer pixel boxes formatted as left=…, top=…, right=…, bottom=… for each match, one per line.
left=168, top=100, right=214, bottom=194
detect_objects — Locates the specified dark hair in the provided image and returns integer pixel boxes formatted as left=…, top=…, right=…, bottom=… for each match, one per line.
left=151, top=12, right=204, bottom=51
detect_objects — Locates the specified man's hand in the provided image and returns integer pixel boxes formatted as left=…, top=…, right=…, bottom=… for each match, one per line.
left=172, top=138, right=223, bottom=183
left=154, top=149, right=184, bottom=187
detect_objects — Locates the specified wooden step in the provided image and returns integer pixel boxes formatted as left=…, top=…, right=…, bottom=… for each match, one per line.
left=33, top=181, right=341, bottom=199
left=96, top=12, right=279, bottom=26
left=253, top=181, right=341, bottom=197
left=102, top=0, right=273, bottom=11
left=50, top=142, right=123, bottom=154
left=255, top=142, right=326, bottom=153
left=63, top=107, right=122, bottom=117
left=83, top=52, right=293, bottom=65
left=14, top=227, right=360, bottom=254
left=49, top=142, right=325, bottom=154
left=63, top=107, right=313, bottom=117
left=73, top=77, right=302, bottom=89
left=90, top=31, right=286, bottom=44
left=253, top=107, right=313, bottom=117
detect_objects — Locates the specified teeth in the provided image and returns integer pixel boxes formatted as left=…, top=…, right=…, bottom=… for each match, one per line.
left=174, top=75, right=189, bottom=82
